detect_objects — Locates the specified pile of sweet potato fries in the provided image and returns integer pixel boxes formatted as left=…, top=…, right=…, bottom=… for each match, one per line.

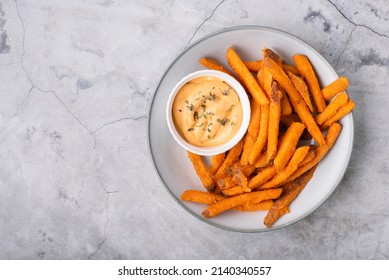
left=181, top=47, right=354, bottom=228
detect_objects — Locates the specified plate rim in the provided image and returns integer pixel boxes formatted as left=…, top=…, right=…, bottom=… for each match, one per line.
left=147, top=25, right=354, bottom=233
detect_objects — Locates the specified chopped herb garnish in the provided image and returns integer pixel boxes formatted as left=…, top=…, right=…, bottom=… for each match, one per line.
left=187, top=128, right=194, bottom=132
left=194, top=111, right=199, bottom=120
left=203, top=113, right=207, bottom=119
left=185, top=102, right=194, bottom=111
left=207, top=135, right=211, bottom=139
left=220, top=118, right=230, bottom=126
left=227, top=167, right=233, bottom=175
left=196, top=122, right=204, bottom=127
left=222, top=89, right=231, bottom=96
left=231, top=121, right=235, bottom=126
left=178, top=109, right=182, bottom=112
left=207, top=128, right=211, bottom=132
left=185, top=100, right=189, bottom=104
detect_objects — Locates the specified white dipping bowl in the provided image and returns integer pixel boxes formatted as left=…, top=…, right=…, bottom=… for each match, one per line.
left=166, top=70, right=251, bottom=156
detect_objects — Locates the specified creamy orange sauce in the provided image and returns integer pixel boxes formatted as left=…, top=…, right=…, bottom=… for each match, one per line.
left=172, top=76, right=243, bottom=147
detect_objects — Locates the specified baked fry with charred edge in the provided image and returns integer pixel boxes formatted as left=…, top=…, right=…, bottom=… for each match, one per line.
left=266, top=80, right=282, bottom=162
left=287, top=71, right=314, bottom=112
left=293, top=54, right=326, bottom=112
left=264, top=166, right=316, bottom=227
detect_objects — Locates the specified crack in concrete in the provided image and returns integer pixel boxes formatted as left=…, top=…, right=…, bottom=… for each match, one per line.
left=91, top=116, right=147, bottom=135
left=88, top=184, right=110, bottom=260
left=327, top=0, right=389, bottom=39
left=184, top=0, right=226, bottom=49
left=335, top=25, right=356, bottom=68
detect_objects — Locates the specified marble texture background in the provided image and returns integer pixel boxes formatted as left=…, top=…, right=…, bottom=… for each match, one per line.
left=0, top=0, right=388, bottom=259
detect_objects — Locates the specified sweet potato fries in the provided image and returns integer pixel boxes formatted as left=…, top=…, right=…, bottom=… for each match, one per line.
left=181, top=47, right=354, bottom=228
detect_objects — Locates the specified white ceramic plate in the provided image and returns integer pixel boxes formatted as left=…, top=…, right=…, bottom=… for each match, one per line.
left=148, top=26, right=354, bottom=232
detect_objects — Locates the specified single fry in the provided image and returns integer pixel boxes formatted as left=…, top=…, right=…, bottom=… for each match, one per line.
left=233, top=200, right=274, bottom=211
left=187, top=151, right=215, bottom=192
left=315, top=92, right=349, bottom=126
left=266, top=80, right=282, bottom=162
left=264, top=166, right=316, bottom=227
left=293, top=54, right=326, bottom=112
left=202, top=188, right=282, bottom=218
left=321, top=100, right=355, bottom=130
left=214, top=139, right=244, bottom=181
left=181, top=191, right=274, bottom=211
left=181, top=190, right=225, bottom=204
left=248, top=166, right=277, bottom=189
left=226, top=48, right=269, bottom=105
left=265, top=57, right=326, bottom=146
left=287, top=122, right=342, bottom=182
left=256, top=146, right=310, bottom=190
left=199, top=57, right=235, bottom=77
left=248, top=105, right=269, bottom=164
left=322, top=76, right=349, bottom=101
left=243, top=60, right=263, bottom=72
left=273, top=122, right=306, bottom=171
left=208, top=153, right=226, bottom=175
left=287, top=71, right=314, bottom=112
